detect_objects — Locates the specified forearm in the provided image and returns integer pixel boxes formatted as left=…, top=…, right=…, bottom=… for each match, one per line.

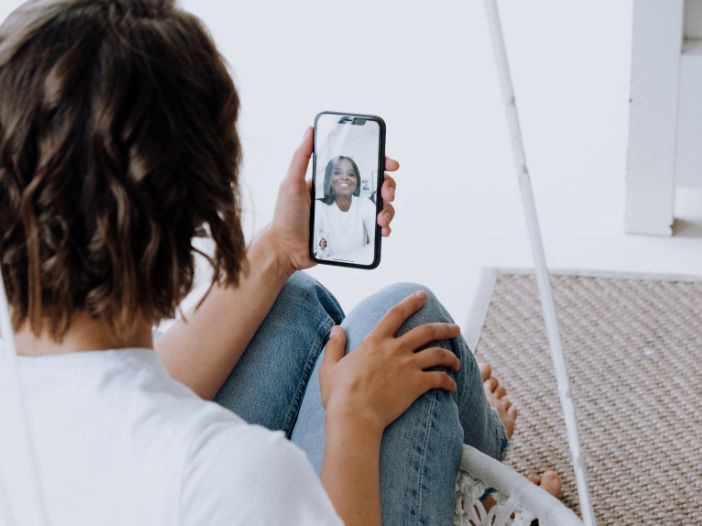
left=156, top=228, right=293, bottom=399
left=321, top=410, right=383, bottom=526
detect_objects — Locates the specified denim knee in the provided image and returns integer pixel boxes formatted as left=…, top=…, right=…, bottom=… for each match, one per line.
left=278, top=272, right=345, bottom=326
left=278, top=272, right=326, bottom=301
left=354, top=281, right=480, bottom=408
left=214, top=272, right=343, bottom=435
left=371, top=282, right=456, bottom=330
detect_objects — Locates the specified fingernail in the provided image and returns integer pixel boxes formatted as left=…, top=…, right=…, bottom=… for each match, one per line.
left=414, top=290, right=427, bottom=300
left=383, top=212, right=391, bottom=221
left=302, top=127, right=312, bottom=141
left=389, top=186, right=395, bottom=199
left=330, top=326, right=341, bottom=338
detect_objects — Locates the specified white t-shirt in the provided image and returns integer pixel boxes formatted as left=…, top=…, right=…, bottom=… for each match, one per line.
left=0, top=349, right=342, bottom=526
left=315, top=196, right=376, bottom=257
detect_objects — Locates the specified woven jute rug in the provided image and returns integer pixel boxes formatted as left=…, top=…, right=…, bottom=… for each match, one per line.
left=466, top=269, right=702, bottom=525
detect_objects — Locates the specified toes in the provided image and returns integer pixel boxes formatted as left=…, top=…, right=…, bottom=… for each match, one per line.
left=528, top=471, right=562, bottom=499
left=542, top=471, right=561, bottom=483
left=497, top=398, right=518, bottom=416
left=479, top=362, right=492, bottom=381
left=527, top=475, right=541, bottom=485
left=484, top=378, right=498, bottom=392
left=499, top=399, right=512, bottom=412
left=539, top=471, right=562, bottom=498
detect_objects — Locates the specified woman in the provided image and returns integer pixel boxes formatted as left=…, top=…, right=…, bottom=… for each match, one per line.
left=0, top=1, right=560, bottom=525
left=315, top=156, right=377, bottom=259
left=315, top=237, right=331, bottom=258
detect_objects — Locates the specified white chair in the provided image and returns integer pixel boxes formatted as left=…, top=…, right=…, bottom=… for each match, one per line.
left=454, top=446, right=582, bottom=526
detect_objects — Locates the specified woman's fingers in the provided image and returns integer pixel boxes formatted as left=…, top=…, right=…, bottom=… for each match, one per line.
left=419, top=371, right=458, bottom=393
left=319, top=326, right=346, bottom=409
left=323, top=326, right=346, bottom=366
left=399, top=322, right=461, bottom=350
left=377, top=204, right=395, bottom=232
left=413, top=347, right=461, bottom=372
left=373, top=291, right=428, bottom=337
left=287, top=127, right=313, bottom=183
left=379, top=169, right=396, bottom=238
left=381, top=174, right=396, bottom=203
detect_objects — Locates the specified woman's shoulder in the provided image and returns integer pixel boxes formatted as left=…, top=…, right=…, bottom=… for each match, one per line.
left=181, top=416, right=342, bottom=524
left=186, top=409, right=289, bottom=463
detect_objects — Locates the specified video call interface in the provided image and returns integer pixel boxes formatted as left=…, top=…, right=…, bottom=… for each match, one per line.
left=313, top=114, right=380, bottom=266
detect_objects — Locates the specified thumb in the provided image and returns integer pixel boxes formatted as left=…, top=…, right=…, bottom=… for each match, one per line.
left=286, top=127, right=313, bottom=182
left=323, top=325, right=346, bottom=367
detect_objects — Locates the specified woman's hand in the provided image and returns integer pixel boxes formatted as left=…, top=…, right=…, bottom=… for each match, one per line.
left=319, top=291, right=461, bottom=435
left=267, top=127, right=400, bottom=275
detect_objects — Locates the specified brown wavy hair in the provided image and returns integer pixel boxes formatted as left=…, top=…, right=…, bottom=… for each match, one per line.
left=0, top=0, right=246, bottom=340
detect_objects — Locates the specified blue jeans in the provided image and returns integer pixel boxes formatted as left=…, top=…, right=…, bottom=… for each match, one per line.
left=214, top=273, right=508, bottom=525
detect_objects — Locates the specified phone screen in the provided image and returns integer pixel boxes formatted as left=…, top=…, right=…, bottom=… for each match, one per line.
left=311, top=112, right=385, bottom=268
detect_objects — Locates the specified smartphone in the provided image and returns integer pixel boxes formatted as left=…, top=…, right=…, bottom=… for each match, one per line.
left=310, top=111, right=386, bottom=269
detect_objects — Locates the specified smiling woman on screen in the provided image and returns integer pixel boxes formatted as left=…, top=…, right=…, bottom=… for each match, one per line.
left=314, top=156, right=376, bottom=259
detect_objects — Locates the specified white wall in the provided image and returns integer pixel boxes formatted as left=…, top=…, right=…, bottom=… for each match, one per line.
left=180, top=0, right=640, bottom=322
left=3, top=0, right=702, bottom=328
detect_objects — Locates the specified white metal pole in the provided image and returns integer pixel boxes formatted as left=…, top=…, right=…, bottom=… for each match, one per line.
left=482, top=1, right=596, bottom=524
left=0, top=269, right=49, bottom=526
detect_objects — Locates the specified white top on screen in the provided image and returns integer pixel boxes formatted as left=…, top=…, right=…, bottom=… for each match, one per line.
left=315, top=195, right=376, bottom=262
left=0, top=349, right=341, bottom=526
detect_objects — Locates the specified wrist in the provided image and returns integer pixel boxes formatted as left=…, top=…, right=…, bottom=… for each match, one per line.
left=326, top=403, right=384, bottom=440
left=251, top=227, right=296, bottom=281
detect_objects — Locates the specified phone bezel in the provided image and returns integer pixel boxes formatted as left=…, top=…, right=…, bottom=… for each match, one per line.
left=309, top=111, right=386, bottom=270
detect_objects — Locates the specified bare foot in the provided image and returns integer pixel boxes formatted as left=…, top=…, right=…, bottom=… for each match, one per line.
left=527, top=471, right=562, bottom=498
left=478, top=470, right=563, bottom=520
left=479, top=362, right=491, bottom=381
left=480, top=362, right=517, bottom=439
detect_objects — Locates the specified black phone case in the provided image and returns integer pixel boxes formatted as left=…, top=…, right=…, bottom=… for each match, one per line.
left=309, top=111, right=386, bottom=270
